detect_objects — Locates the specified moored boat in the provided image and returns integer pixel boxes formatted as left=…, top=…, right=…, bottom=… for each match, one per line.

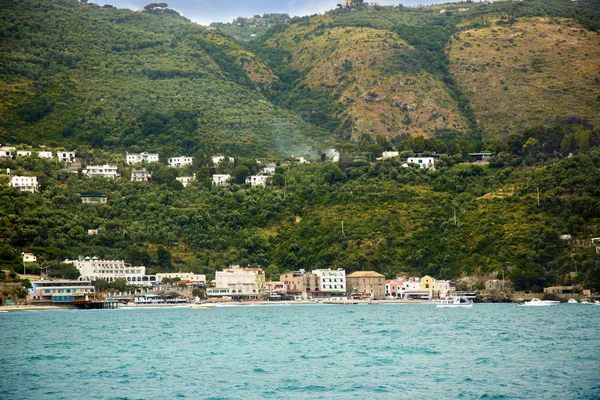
left=436, top=297, right=473, bottom=308
left=518, top=298, right=560, bottom=307
left=190, top=303, right=215, bottom=309
left=567, top=298, right=579, bottom=304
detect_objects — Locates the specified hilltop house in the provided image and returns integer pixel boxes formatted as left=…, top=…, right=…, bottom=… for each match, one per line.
left=10, top=176, right=38, bottom=193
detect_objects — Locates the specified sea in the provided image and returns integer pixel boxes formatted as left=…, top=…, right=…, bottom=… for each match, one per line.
left=1, top=303, right=599, bottom=399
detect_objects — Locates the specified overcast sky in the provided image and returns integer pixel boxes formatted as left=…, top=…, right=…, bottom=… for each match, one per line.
left=96, top=0, right=456, bottom=26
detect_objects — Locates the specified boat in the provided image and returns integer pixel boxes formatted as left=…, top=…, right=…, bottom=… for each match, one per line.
left=518, top=298, right=560, bottom=307
left=579, top=300, right=591, bottom=305
left=190, top=303, right=216, bottom=309
left=567, top=298, right=579, bottom=304
left=436, top=297, right=473, bottom=308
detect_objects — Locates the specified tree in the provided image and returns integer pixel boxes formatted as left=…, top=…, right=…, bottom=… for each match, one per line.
left=233, top=166, right=251, bottom=184
left=49, top=263, right=80, bottom=280
left=144, top=3, right=168, bottom=11
left=157, top=246, right=173, bottom=270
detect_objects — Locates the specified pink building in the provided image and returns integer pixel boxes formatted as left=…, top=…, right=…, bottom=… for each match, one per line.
left=385, top=279, right=403, bottom=298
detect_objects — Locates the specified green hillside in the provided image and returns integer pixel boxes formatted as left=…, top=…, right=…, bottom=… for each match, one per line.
left=0, top=0, right=329, bottom=157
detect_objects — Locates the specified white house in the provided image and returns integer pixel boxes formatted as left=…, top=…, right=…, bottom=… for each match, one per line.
left=407, top=157, right=435, bottom=170
left=176, top=175, right=195, bottom=187
left=212, top=174, right=230, bottom=186
left=22, top=252, right=37, bottom=263
left=155, top=272, right=206, bottom=286
left=168, top=156, right=194, bottom=168
left=131, top=168, right=151, bottom=182
left=66, top=256, right=156, bottom=287
left=16, top=150, right=33, bottom=157
left=381, top=151, right=399, bottom=159
left=313, top=268, right=346, bottom=293
left=260, top=165, right=276, bottom=175
left=37, top=151, right=53, bottom=159
left=245, top=175, right=268, bottom=187
left=57, top=151, right=76, bottom=163
left=207, top=266, right=265, bottom=299
left=212, top=155, right=234, bottom=165
left=0, top=146, right=15, bottom=158
left=83, top=165, right=120, bottom=179
left=126, top=152, right=159, bottom=165
left=10, top=176, right=38, bottom=192
left=433, top=279, right=454, bottom=299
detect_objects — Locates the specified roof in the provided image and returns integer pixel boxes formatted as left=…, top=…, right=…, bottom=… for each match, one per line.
left=80, top=192, right=106, bottom=197
left=347, top=271, right=385, bottom=278
left=468, top=152, right=492, bottom=156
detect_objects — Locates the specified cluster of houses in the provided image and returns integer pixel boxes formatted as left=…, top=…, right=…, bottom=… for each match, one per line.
left=28, top=254, right=457, bottom=304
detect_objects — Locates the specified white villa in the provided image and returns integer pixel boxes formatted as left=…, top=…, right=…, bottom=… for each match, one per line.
left=212, top=174, right=230, bottom=186
left=168, top=156, right=194, bottom=168
left=126, top=152, right=159, bottom=165
left=37, top=151, right=53, bottom=159
left=245, top=175, right=268, bottom=187
left=16, top=150, right=33, bottom=157
left=83, top=165, right=120, bottom=179
left=156, top=272, right=206, bottom=286
left=212, top=155, right=234, bottom=165
left=10, top=176, right=38, bottom=192
left=22, top=252, right=37, bottom=263
left=57, top=151, right=76, bottom=163
left=313, top=268, right=346, bottom=293
left=66, top=256, right=156, bottom=286
left=0, top=146, right=15, bottom=158
left=207, top=266, right=266, bottom=299
left=406, top=157, right=435, bottom=170
left=176, top=175, right=195, bottom=187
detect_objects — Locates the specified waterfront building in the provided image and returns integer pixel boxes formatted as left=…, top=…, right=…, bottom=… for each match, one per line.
left=385, top=279, right=403, bottom=298
left=126, top=152, right=159, bottom=165
left=131, top=168, right=151, bottom=182
left=37, top=151, right=53, bottom=159
left=433, top=279, right=454, bottom=298
left=280, top=269, right=319, bottom=296
left=57, top=151, right=76, bottom=163
left=212, top=174, right=231, bottom=186
left=245, top=175, right=268, bottom=187
left=168, top=156, right=194, bottom=168
left=80, top=192, right=107, bottom=204
left=10, top=176, right=38, bottom=193
left=346, top=271, right=386, bottom=299
left=29, top=280, right=95, bottom=302
left=155, top=272, right=206, bottom=286
left=209, top=266, right=266, bottom=299
left=312, top=268, right=346, bottom=297
left=176, top=175, right=195, bottom=187
left=66, top=256, right=156, bottom=286
left=401, top=277, right=431, bottom=299
left=83, top=165, right=120, bottom=179
left=265, top=281, right=287, bottom=296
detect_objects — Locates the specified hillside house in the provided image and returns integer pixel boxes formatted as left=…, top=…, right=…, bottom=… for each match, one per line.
left=0, top=146, right=15, bottom=158
left=22, top=252, right=37, bottom=263
left=37, top=151, right=53, bottom=159
left=176, top=175, right=195, bottom=187
left=212, top=155, right=234, bottom=165
left=381, top=151, right=399, bottom=160
left=83, top=165, right=120, bottom=179
left=168, top=156, right=194, bottom=168
left=57, top=151, right=76, bottom=163
left=126, top=152, right=159, bottom=165
left=468, top=152, right=492, bottom=163
left=406, top=157, right=435, bottom=170
left=17, top=150, right=33, bottom=157
left=131, top=168, right=151, bottom=182
left=212, top=174, right=231, bottom=186
left=80, top=193, right=107, bottom=204
left=245, top=175, right=267, bottom=187
left=10, top=176, right=38, bottom=192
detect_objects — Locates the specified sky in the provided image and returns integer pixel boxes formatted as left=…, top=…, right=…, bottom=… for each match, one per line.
left=96, top=0, right=456, bottom=26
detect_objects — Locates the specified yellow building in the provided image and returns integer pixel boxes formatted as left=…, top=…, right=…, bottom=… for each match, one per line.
left=421, top=275, right=435, bottom=291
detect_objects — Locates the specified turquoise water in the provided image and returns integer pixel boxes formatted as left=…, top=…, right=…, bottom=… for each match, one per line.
left=1, top=304, right=599, bottom=399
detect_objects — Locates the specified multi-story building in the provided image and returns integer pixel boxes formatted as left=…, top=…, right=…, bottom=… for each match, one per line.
left=10, top=176, right=38, bottom=192
left=433, top=279, right=454, bottom=299
left=212, top=174, right=230, bottom=186
left=168, top=156, right=194, bottom=168
left=57, top=151, right=76, bottom=163
left=280, top=269, right=319, bottom=296
left=37, top=151, right=53, bottom=159
left=126, top=152, right=159, bottom=165
left=176, top=175, right=195, bottom=187
left=347, top=271, right=386, bottom=299
left=66, top=256, right=156, bottom=286
left=245, top=175, right=268, bottom=187
left=265, top=281, right=287, bottom=297
left=131, top=168, right=151, bottom=182
left=402, top=277, right=431, bottom=299
left=208, top=266, right=266, bottom=299
left=83, top=165, right=120, bottom=179
left=313, top=268, right=346, bottom=297
left=156, top=272, right=206, bottom=286
left=385, top=279, right=403, bottom=298
left=0, top=146, right=15, bottom=158
left=29, top=280, right=95, bottom=302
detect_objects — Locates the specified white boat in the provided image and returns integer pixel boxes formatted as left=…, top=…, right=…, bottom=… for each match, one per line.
left=190, top=303, right=215, bottom=309
left=518, top=298, right=560, bottom=307
left=567, top=298, right=579, bottom=304
left=436, top=297, right=473, bottom=308
left=579, top=300, right=591, bottom=305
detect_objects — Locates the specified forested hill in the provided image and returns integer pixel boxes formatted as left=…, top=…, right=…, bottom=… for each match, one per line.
left=0, top=0, right=330, bottom=158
